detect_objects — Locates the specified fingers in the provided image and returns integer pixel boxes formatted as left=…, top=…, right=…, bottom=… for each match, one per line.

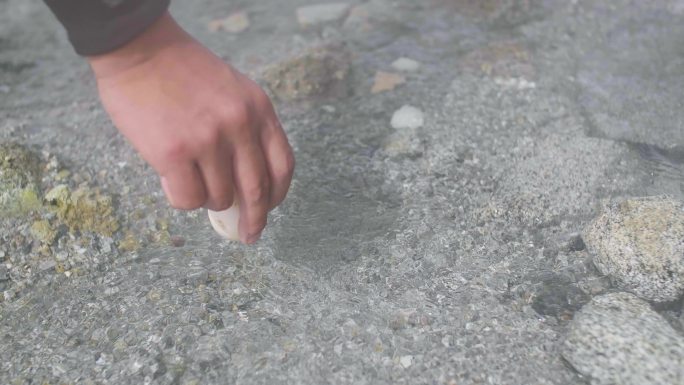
left=160, top=162, right=207, bottom=210
left=198, top=142, right=235, bottom=211
left=261, top=123, right=295, bottom=209
left=233, top=142, right=271, bottom=244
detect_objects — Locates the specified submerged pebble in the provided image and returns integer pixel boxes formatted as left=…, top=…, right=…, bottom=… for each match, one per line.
left=263, top=44, right=351, bottom=101
left=391, top=105, right=424, bottom=130
left=371, top=71, right=405, bottom=94
left=562, top=292, right=684, bottom=385
left=583, top=196, right=684, bottom=302
left=208, top=11, right=250, bottom=33
left=391, top=57, right=420, bottom=72
left=296, top=3, right=351, bottom=27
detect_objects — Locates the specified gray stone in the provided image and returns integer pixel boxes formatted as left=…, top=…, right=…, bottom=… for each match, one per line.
left=390, top=105, right=424, bottom=130
left=584, top=196, right=684, bottom=302
left=391, top=57, right=420, bottom=72
left=262, top=44, right=351, bottom=101
left=562, top=292, right=684, bottom=385
left=296, top=3, right=351, bottom=27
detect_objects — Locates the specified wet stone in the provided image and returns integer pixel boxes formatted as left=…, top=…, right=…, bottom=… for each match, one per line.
left=296, top=3, right=351, bottom=27
left=371, top=71, right=405, bottom=94
left=262, top=44, right=352, bottom=101
left=584, top=196, right=684, bottom=302
left=562, top=292, right=684, bottom=385
left=208, top=11, right=250, bottom=33
left=391, top=105, right=424, bottom=130
left=530, top=277, right=589, bottom=321
left=391, top=57, right=420, bottom=72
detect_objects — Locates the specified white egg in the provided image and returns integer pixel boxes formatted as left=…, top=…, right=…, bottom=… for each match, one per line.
left=208, top=202, right=240, bottom=241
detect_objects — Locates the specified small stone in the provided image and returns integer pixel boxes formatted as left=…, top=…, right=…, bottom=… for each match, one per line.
left=391, top=57, right=420, bottom=72
left=562, top=292, right=684, bottom=385
left=399, top=355, right=413, bottom=368
left=494, top=77, right=536, bottom=90
left=296, top=3, right=351, bottom=27
left=30, top=220, right=56, bottom=245
left=208, top=11, right=250, bottom=33
left=391, top=105, right=425, bottom=130
left=38, top=259, right=56, bottom=272
left=170, top=235, right=186, bottom=248
left=118, top=231, right=141, bottom=253
left=263, top=44, right=351, bottom=101
left=44, top=184, right=69, bottom=203
left=55, top=169, right=71, bottom=181
left=371, top=71, right=405, bottom=94
left=583, top=196, right=684, bottom=302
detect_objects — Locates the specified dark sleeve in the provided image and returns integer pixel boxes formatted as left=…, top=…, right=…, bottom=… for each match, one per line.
left=43, top=0, right=170, bottom=56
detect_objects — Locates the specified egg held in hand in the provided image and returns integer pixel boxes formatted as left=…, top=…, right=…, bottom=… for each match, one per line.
left=208, top=202, right=240, bottom=241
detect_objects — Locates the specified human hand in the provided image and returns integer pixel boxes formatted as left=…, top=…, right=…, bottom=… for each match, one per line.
left=88, top=13, right=294, bottom=244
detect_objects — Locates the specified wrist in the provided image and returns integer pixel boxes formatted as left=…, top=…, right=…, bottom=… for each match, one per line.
left=87, top=12, right=193, bottom=80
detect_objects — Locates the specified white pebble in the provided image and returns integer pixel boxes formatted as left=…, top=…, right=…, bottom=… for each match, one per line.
left=391, top=105, right=425, bottom=130
left=400, top=355, right=413, bottom=368
left=391, top=57, right=420, bottom=72
left=208, top=11, right=250, bottom=33
left=297, top=3, right=351, bottom=27
left=208, top=202, right=240, bottom=241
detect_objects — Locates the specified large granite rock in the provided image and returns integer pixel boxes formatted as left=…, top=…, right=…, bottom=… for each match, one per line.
left=562, top=292, right=684, bottom=385
left=584, top=196, right=684, bottom=302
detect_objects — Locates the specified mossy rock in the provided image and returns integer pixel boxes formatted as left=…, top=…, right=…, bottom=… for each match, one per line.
left=30, top=219, right=57, bottom=245
left=0, top=142, right=42, bottom=216
left=118, top=231, right=141, bottom=253
left=44, top=184, right=120, bottom=237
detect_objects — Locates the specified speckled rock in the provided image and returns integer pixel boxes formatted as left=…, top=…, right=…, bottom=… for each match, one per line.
left=262, top=44, right=351, bottom=101
left=584, top=196, right=684, bottom=302
left=562, top=292, right=684, bottom=385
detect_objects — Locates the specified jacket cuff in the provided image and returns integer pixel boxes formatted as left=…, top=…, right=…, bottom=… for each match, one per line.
left=44, top=0, right=171, bottom=56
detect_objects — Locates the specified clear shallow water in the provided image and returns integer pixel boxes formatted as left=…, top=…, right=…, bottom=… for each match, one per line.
left=2, top=1, right=684, bottom=384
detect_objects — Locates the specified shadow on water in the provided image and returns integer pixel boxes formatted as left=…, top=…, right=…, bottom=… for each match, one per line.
left=627, top=141, right=684, bottom=199
left=268, top=105, right=402, bottom=276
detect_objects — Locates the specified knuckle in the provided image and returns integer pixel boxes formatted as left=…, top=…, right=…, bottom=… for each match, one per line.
left=223, top=101, right=251, bottom=128
left=163, top=140, right=189, bottom=162
left=243, top=181, right=270, bottom=206
left=198, top=126, right=221, bottom=148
